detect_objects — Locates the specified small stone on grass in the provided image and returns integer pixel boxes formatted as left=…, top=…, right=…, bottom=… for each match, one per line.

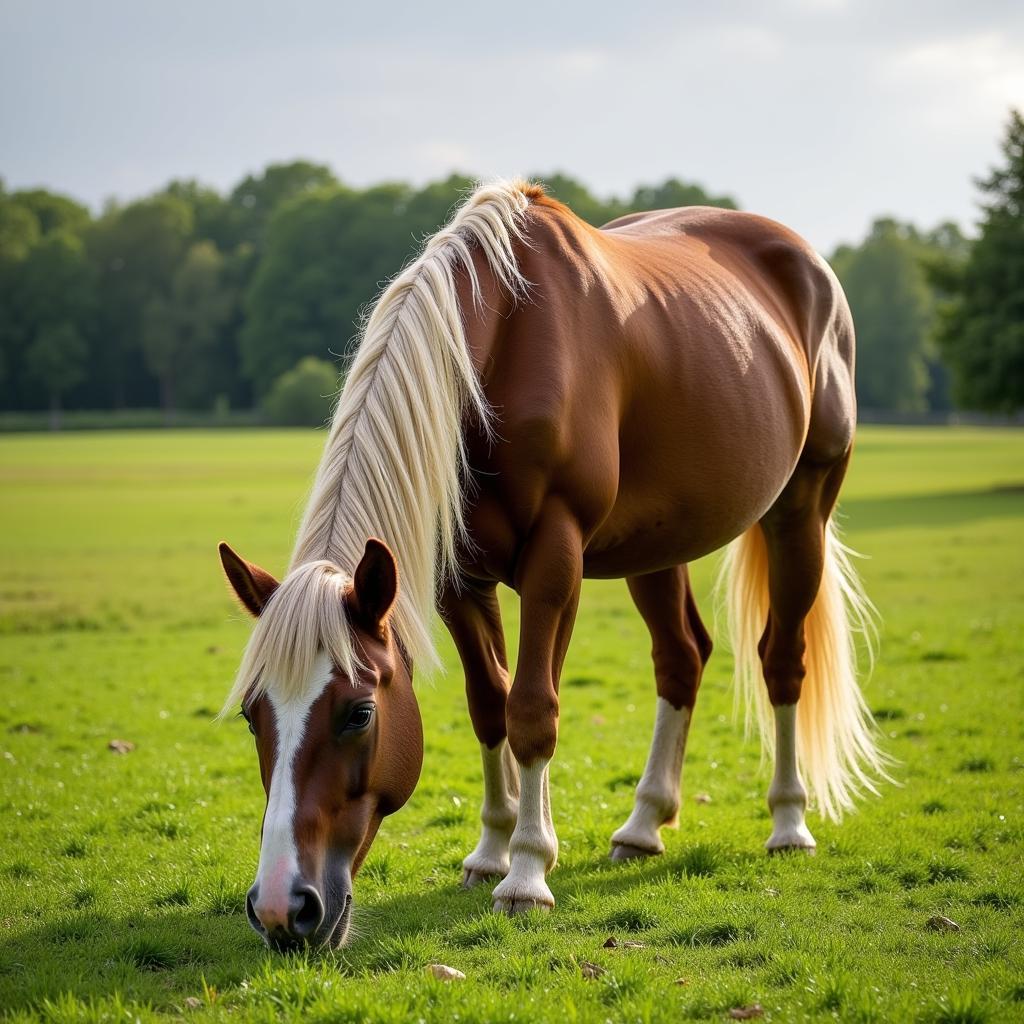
left=580, top=960, right=606, bottom=979
left=728, top=1005, right=764, bottom=1020
left=108, top=739, right=135, bottom=754
left=183, top=997, right=203, bottom=1011
left=694, top=792, right=712, bottom=804
left=427, top=963, right=465, bottom=981
left=926, top=914, right=961, bottom=932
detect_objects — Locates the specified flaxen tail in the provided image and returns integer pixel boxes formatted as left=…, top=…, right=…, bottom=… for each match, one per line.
left=720, top=518, right=885, bottom=820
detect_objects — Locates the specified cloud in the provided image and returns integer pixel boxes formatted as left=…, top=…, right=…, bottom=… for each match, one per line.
left=882, top=31, right=1024, bottom=141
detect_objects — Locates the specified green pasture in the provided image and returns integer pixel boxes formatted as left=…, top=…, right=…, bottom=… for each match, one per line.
left=1, top=427, right=1022, bottom=1023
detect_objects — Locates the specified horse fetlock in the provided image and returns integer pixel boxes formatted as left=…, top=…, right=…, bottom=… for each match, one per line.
left=508, top=822, right=557, bottom=871
left=480, top=799, right=518, bottom=834
left=767, top=778, right=808, bottom=815
left=610, top=789, right=675, bottom=858
left=462, top=824, right=513, bottom=886
left=637, top=778, right=681, bottom=825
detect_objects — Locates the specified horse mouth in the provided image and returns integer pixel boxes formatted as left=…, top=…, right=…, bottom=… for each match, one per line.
left=328, top=892, right=354, bottom=947
left=262, top=892, right=353, bottom=953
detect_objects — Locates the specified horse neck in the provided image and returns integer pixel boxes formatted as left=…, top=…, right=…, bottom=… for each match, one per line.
left=456, top=243, right=519, bottom=383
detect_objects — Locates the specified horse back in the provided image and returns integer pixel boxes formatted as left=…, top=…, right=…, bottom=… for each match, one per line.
left=462, top=196, right=857, bottom=579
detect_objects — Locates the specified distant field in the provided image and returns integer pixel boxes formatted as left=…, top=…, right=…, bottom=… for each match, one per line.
left=1, top=427, right=1022, bottom=1023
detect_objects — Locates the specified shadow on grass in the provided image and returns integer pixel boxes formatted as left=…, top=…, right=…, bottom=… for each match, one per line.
left=349, top=842, right=753, bottom=950
left=0, top=843, right=756, bottom=1010
left=0, top=905, right=265, bottom=1013
left=842, top=485, right=1024, bottom=533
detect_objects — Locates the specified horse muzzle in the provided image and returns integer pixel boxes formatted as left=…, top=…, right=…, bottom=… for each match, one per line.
left=246, top=870, right=353, bottom=950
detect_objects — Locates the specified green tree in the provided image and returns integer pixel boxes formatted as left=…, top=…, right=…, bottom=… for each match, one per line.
left=262, top=356, right=339, bottom=425
left=831, top=219, right=936, bottom=413
left=11, top=189, right=90, bottom=237
left=0, top=198, right=40, bottom=398
left=87, top=195, right=193, bottom=407
left=25, top=322, right=88, bottom=429
left=534, top=174, right=737, bottom=227
left=0, top=189, right=96, bottom=412
left=12, top=231, right=96, bottom=414
left=163, top=180, right=236, bottom=251
left=229, top=161, right=337, bottom=251
left=916, top=221, right=970, bottom=412
left=935, top=109, right=1024, bottom=412
left=141, top=240, right=232, bottom=420
left=241, top=178, right=469, bottom=394
left=627, top=177, right=737, bottom=214
left=0, top=196, right=41, bottom=263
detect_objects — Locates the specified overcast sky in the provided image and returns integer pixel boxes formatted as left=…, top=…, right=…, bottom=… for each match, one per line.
left=2, top=0, right=1022, bottom=252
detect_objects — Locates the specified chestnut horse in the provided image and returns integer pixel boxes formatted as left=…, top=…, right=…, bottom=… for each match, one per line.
left=219, top=180, right=883, bottom=950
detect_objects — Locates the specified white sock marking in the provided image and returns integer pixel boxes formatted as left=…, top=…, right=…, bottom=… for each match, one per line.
left=612, top=698, right=691, bottom=854
left=463, top=740, right=519, bottom=883
left=492, top=759, right=557, bottom=911
left=766, top=703, right=816, bottom=850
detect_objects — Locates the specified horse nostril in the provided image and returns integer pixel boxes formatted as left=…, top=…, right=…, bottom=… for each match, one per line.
left=289, top=884, right=324, bottom=938
left=245, top=886, right=266, bottom=935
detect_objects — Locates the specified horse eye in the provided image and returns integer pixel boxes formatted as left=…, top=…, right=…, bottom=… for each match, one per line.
left=343, top=704, right=375, bottom=733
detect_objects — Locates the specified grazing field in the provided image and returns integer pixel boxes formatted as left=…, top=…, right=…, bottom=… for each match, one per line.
left=1, top=427, right=1022, bottom=1023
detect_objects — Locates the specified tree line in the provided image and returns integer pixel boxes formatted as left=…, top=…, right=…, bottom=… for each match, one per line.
left=1, top=110, right=1022, bottom=425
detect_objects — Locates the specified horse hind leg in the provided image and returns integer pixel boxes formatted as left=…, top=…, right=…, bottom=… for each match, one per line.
left=724, top=453, right=881, bottom=851
left=610, top=566, right=711, bottom=860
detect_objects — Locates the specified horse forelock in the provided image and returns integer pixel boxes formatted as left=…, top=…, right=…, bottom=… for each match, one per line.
left=221, top=561, right=358, bottom=715
left=223, top=179, right=538, bottom=715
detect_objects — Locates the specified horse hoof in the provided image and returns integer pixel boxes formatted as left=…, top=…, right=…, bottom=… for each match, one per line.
left=492, top=897, right=552, bottom=915
left=462, top=867, right=502, bottom=888
left=766, top=839, right=816, bottom=856
left=610, top=841, right=659, bottom=862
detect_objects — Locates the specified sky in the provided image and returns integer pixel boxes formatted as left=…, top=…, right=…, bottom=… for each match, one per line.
left=2, top=0, right=1022, bottom=253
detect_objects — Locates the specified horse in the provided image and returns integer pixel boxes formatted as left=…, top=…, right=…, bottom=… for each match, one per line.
left=218, top=179, right=884, bottom=950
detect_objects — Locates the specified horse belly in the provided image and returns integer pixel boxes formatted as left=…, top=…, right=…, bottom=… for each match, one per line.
left=583, top=334, right=809, bottom=577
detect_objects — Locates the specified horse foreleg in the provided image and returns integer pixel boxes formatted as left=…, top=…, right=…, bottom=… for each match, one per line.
left=492, top=503, right=582, bottom=914
left=438, top=580, right=519, bottom=886
left=611, top=566, right=711, bottom=859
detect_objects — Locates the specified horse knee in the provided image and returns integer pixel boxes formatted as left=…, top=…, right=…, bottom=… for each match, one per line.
left=506, top=685, right=559, bottom=764
left=466, top=676, right=510, bottom=750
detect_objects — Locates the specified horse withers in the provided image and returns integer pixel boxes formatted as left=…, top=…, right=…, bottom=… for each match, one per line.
left=219, top=180, right=883, bottom=948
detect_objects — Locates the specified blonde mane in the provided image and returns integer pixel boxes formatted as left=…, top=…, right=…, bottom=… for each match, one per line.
left=223, top=180, right=535, bottom=711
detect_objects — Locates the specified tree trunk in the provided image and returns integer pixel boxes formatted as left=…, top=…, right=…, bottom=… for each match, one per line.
left=48, top=393, right=62, bottom=432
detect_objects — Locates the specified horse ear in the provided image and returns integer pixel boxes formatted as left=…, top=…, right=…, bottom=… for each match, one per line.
left=350, top=538, right=399, bottom=633
left=219, top=542, right=279, bottom=618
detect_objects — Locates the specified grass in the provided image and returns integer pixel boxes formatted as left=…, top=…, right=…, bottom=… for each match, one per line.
left=0, top=426, right=1022, bottom=1022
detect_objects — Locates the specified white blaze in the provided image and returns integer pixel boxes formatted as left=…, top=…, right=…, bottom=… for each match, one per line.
left=251, top=653, right=333, bottom=923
